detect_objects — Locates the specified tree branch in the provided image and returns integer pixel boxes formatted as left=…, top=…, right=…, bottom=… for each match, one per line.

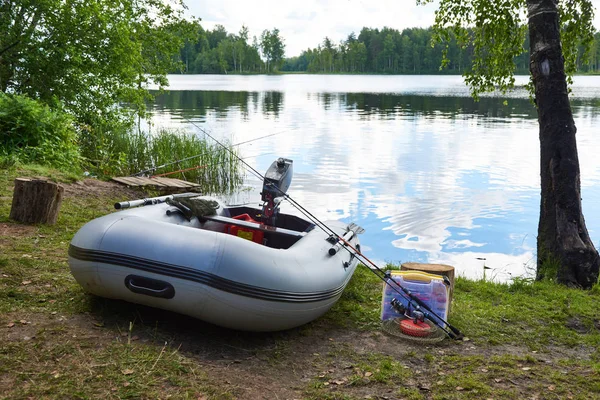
left=0, top=40, right=20, bottom=57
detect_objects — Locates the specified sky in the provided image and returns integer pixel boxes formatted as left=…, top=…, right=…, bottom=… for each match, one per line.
left=184, top=0, right=600, bottom=58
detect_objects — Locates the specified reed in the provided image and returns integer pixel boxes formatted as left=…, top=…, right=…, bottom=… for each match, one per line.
left=81, top=127, right=244, bottom=194
left=146, top=128, right=244, bottom=194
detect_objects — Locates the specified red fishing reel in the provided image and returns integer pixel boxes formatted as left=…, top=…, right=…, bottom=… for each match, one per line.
left=390, top=298, right=432, bottom=337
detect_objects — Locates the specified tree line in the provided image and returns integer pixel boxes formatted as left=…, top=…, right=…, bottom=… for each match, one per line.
left=282, top=27, right=600, bottom=74
left=176, top=22, right=600, bottom=75
left=177, top=23, right=285, bottom=74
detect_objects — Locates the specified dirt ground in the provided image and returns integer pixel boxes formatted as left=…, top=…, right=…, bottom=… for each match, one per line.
left=1, top=178, right=595, bottom=400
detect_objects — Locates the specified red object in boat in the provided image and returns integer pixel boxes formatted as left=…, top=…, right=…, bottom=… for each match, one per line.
left=226, top=214, right=265, bottom=244
left=399, top=319, right=432, bottom=337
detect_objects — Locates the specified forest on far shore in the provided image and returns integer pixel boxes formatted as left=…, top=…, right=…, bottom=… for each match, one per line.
left=176, top=23, right=600, bottom=75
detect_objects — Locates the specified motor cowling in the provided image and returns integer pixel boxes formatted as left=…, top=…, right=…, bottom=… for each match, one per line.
left=261, top=158, right=293, bottom=225
left=262, top=157, right=293, bottom=201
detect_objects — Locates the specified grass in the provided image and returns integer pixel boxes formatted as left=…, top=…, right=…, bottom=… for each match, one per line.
left=0, top=337, right=232, bottom=399
left=1, top=164, right=600, bottom=399
left=451, top=277, right=600, bottom=348
left=81, top=127, right=245, bottom=194
left=324, top=264, right=600, bottom=349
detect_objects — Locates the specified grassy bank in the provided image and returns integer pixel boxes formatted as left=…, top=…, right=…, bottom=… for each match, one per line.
left=1, top=165, right=599, bottom=399
left=0, top=93, right=244, bottom=193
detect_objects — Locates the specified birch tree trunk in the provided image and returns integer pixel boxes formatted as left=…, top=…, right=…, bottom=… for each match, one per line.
left=528, top=0, right=599, bottom=288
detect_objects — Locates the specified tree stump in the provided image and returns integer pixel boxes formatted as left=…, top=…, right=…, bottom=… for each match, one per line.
left=9, top=178, right=64, bottom=225
left=400, top=262, right=455, bottom=312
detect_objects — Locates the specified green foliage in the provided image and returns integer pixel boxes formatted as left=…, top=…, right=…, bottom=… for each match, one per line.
left=282, top=26, right=531, bottom=75
left=0, top=0, right=192, bottom=133
left=0, top=93, right=80, bottom=171
left=419, top=0, right=596, bottom=97
left=79, top=127, right=244, bottom=194
left=559, top=0, right=596, bottom=82
left=282, top=24, right=600, bottom=76
left=431, top=0, right=528, bottom=98
left=177, top=23, right=265, bottom=74
left=260, top=28, right=286, bottom=73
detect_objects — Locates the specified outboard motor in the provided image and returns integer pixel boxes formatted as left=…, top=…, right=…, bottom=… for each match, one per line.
left=261, top=158, right=293, bottom=226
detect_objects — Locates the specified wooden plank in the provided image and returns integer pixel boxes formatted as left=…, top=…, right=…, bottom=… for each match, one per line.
left=172, top=178, right=199, bottom=188
left=152, top=177, right=187, bottom=188
left=144, top=177, right=168, bottom=187
left=112, top=177, right=141, bottom=186
left=113, top=176, right=162, bottom=187
left=113, top=176, right=199, bottom=191
left=139, top=177, right=167, bottom=187
left=165, top=177, right=199, bottom=188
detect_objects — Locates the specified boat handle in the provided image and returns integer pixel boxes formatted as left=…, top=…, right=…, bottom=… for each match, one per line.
left=124, top=275, right=175, bottom=299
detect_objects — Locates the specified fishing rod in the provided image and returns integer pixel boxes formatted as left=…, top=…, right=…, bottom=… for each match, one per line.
left=131, top=129, right=291, bottom=177
left=114, top=192, right=199, bottom=210
left=184, top=120, right=463, bottom=340
left=151, top=152, right=275, bottom=178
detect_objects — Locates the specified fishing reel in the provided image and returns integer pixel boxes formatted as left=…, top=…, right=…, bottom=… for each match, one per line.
left=390, top=298, right=425, bottom=324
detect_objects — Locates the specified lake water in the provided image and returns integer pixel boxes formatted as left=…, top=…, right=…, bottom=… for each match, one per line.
left=148, top=74, right=600, bottom=281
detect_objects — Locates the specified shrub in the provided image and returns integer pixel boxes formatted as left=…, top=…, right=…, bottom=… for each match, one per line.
left=0, top=93, right=81, bottom=171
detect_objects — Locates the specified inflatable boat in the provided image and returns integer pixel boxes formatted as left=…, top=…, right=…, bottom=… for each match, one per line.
left=68, top=158, right=363, bottom=331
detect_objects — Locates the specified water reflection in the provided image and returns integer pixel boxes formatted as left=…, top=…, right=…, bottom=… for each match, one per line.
left=148, top=75, right=600, bottom=281
left=152, top=90, right=284, bottom=120
left=334, top=93, right=537, bottom=120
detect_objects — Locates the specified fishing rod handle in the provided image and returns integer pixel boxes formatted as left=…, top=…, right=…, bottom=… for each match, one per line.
left=114, top=192, right=199, bottom=210
left=328, top=230, right=355, bottom=256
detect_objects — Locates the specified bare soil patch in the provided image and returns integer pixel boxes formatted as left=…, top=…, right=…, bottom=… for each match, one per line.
left=0, top=222, right=36, bottom=245
left=3, top=300, right=591, bottom=400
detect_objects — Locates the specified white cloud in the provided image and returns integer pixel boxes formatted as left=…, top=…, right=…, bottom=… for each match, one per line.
left=185, top=0, right=438, bottom=57
left=184, top=0, right=600, bottom=58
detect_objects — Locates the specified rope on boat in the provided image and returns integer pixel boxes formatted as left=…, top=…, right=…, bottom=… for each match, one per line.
left=183, top=120, right=464, bottom=341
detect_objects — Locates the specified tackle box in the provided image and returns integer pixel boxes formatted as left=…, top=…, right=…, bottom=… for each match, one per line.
left=380, top=270, right=449, bottom=327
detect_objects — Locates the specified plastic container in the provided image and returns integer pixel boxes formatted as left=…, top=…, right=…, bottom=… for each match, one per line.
left=380, top=271, right=449, bottom=327
left=226, top=214, right=265, bottom=244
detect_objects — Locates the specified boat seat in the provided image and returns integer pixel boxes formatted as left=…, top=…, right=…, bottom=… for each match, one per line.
left=201, top=215, right=306, bottom=238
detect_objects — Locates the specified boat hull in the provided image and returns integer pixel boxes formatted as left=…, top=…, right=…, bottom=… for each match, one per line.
left=68, top=200, right=360, bottom=331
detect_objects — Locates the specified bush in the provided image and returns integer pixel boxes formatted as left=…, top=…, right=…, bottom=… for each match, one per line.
left=0, top=93, right=81, bottom=171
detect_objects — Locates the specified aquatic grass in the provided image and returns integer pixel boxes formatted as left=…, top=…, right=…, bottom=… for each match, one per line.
left=81, top=126, right=244, bottom=194
left=147, top=128, right=245, bottom=194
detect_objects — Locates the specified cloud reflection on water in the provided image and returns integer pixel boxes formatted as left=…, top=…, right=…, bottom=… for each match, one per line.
left=147, top=75, right=600, bottom=281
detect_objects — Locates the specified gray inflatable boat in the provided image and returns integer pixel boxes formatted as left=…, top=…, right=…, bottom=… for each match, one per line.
left=68, top=158, right=362, bottom=331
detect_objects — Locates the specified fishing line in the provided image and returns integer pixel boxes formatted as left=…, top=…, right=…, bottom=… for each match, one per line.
left=151, top=152, right=275, bottom=178
left=185, top=120, right=463, bottom=340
